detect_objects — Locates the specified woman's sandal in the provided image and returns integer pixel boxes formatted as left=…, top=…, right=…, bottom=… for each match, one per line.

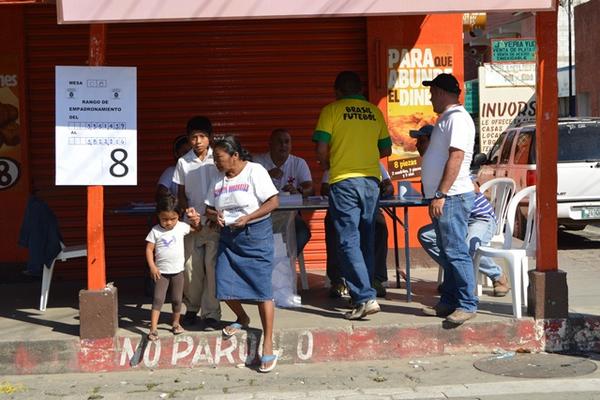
left=172, top=324, right=185, bottom=335
left=147, top=331, right=159, bottom=342
left=222, top=318, right=250, bottom=339
left=258, top=353, right=278, bottom=373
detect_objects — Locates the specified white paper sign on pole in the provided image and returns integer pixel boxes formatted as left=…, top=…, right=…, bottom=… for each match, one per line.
left=55, top=66, right=137, bottom=185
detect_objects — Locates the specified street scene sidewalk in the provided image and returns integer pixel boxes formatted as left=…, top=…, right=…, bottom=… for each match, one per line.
left=1, top=353, right=600, bottom=399
left=1, top=228, right=599, bottom=375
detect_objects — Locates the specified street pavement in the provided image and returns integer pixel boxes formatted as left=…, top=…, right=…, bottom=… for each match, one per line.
left=1, top=353, right=600, bottom=399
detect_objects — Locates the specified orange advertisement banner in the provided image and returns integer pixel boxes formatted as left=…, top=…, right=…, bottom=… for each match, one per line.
left=0, top=53, right=28, bottom=261
left=386, top=45, right=454, bottom=180
left=0, top=55, right=22, bottom=190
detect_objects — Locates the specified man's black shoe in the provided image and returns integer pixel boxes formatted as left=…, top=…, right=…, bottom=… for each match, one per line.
left=183, top=311, right=198, bottom=326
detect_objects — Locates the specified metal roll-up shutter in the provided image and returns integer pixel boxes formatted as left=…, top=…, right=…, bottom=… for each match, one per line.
left=25, top=5, right=367, bottom=278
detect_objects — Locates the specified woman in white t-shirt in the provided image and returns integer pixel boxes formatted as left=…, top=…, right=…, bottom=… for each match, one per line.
left=145, top=195, right=200, bottom=342
left=205, top=135, right=280, bottom=373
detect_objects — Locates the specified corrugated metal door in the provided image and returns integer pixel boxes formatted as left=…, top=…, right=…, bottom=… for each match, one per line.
left=24, top=5, right=367, bottom=278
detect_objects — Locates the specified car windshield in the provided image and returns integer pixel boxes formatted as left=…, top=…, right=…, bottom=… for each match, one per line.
left=531, top=123, right=600, bottom=163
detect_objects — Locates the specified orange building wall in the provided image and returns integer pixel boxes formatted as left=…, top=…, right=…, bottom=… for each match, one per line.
left=366, top=15, right=465, bottom=248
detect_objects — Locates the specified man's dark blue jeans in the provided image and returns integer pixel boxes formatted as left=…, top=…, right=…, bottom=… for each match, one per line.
left=328, top=177, right=379, bottom=304
left=432, top=191, right=478, bottom=312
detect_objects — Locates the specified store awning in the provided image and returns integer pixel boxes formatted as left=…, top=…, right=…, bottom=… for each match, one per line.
left=56, top=0, right=554, bottom=24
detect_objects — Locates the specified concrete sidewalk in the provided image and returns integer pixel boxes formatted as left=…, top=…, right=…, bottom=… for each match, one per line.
left=1, top=228, right=600, bottom=375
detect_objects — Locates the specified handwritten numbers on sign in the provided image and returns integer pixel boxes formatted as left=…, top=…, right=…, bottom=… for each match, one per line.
left=109, top=148, right=129, bottom=178
left=0, top=158, right=20, bottom=190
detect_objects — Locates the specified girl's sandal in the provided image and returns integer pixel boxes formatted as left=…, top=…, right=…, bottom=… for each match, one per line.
left=147, top=331, right=159, bottom=342
left=172, top=324, right=185, bottom=335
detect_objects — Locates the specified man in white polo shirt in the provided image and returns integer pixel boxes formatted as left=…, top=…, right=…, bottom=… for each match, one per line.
left=420, top=73, right=478, bottom=325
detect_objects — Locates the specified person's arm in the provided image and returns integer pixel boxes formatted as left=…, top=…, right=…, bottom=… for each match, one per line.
left=379, top=146, right=392, bottom=158
left=429, top=147, right=464, bottom=218
left=145, top=242, right=161, bottom=282
left=177, top=185, right=188, bottom=211
left=380, top=178, right=394, bottom=198
left=185, top=208, right=202, bottom=231
left=315, top=142, right=330, bottom=170
left=231, top=195, right=279, bottom=228
left=298, top=181, right=314, bottom=197
left=321, top=182, right=330, bottom=197
left=282, top=180, right=314, bottom=197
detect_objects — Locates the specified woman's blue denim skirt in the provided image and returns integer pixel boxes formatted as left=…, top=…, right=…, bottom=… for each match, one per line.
left=216, top=216, right=274, bottom=301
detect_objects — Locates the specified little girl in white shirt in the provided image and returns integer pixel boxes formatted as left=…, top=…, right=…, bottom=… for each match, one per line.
left=145, top=195, right=200, bottom=341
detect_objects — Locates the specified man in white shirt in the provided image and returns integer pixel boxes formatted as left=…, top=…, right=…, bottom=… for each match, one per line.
left=254, top=128, right=314, bottom=254
left=172, top=116, right=221, bottom=330
left=420, top=73, right=478, bottom=325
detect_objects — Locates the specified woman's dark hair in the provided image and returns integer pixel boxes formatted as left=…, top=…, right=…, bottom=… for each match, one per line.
left=212, top=135, right=252, bottom=161
left=156, top=194, right=181, bottom=215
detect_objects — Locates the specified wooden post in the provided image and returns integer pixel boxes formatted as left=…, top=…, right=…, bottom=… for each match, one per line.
left=535, top=11, right=558, bottom=272
left=528, top=10, right=568, bottom=320
left=87, top=24, right=106, bottom=290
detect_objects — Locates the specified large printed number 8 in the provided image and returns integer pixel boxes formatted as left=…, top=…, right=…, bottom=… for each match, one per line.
left=110, top=148, right=129, bottom=178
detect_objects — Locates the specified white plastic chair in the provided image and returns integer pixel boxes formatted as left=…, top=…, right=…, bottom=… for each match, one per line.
left=40, top=242, right=87, bottom=311
left=479, top=178, right=517, bottom=245
left=436, top=178, right=517, bottom=286
left=473, top=186, right=536, bottom=318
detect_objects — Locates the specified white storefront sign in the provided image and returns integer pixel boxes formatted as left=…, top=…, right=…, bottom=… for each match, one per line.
left=55, top=66, right=137, bottom=185
left=478, top=64, right=536, bottom=154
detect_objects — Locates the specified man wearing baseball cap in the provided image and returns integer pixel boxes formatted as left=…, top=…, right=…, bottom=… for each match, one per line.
left=419, top=73, right=478, bottom=325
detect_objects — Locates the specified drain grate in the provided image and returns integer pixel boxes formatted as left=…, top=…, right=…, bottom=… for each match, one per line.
left=473, top=353, right=598, bottom=379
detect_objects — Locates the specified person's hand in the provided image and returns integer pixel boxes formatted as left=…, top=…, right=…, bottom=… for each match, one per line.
left=429, top=198, right=445, bottom=219
left=268, top=167, right=283, bottom=180
left=281, top=183, right=299, bottom=194
left=149, top=265, right=161, bottom=282
left=216, top=210, right=226, bottom=228
left=380, top=181, right=394, bottom=198
left=185, top=207, right=201, bottom=228
left=231, top=215, right=251, bottom=229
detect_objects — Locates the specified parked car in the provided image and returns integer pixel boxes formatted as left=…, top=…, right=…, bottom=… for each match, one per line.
left=474, top=117, right=600, bottom=234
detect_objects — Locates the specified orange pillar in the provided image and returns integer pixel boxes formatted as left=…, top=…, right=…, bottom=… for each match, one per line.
left=87, top=24, right=106, bottom=290
left=535, top=11, right=558, bottom=272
